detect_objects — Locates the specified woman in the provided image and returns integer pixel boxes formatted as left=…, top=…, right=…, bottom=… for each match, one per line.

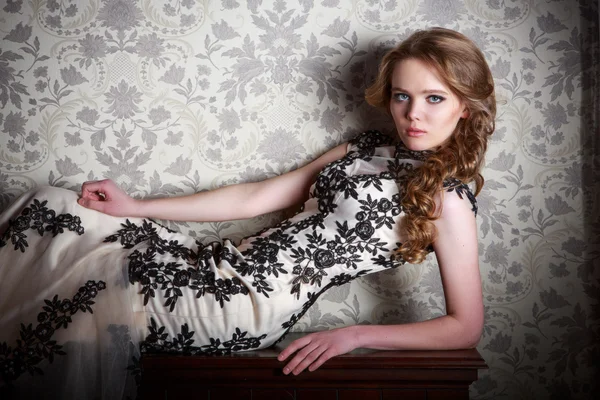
left=0, top=27, right=495, bottom=398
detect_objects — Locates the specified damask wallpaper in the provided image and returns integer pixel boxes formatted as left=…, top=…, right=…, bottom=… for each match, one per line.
left=0, top=0, right=598, bottom=398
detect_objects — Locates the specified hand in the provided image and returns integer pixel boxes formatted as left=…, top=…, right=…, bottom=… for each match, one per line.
left=78, top=179, right=139, bottom=217
left=277, top=327, right=359, bottom=375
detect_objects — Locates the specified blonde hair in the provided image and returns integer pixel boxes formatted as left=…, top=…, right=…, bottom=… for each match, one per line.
left=365, top=27, right=496, bottom=264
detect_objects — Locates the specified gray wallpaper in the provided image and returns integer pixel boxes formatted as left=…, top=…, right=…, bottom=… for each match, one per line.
left=0, top=0, right=598, bottom=398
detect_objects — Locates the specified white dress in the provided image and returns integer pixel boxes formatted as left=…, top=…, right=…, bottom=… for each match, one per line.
left=0, top=130, right=477, bottom=399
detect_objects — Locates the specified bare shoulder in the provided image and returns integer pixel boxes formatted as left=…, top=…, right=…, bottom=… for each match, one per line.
left=441, top=179, right=477, bottom=215
left=430, top=183, right=478, bottom=230
left=441, top=188, right=476, bottom=216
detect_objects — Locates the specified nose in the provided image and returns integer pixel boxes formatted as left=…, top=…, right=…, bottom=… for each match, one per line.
left=406, top=100, right=421, bottom=121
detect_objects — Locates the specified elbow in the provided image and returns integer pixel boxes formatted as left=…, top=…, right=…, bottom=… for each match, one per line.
left=449, top=312, right=484, bottom=349
left=454, top=326, right=482, bottom=349
left=464, top=329, right=482, bottom=349
left=461, top=317, right=484, bottom=349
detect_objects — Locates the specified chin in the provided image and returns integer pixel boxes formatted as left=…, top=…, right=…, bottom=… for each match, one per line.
left=399, top=138, right=435, bottom=152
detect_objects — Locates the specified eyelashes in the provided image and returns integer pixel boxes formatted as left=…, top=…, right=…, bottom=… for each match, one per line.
left=427, top=95, right=445, bottom=103
left=391, top=93, right=446, bottom=104
left=393, top=93, right=409, bottom=101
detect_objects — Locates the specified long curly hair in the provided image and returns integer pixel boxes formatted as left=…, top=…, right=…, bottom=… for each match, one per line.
left=365, top=28, right=496, bottom=264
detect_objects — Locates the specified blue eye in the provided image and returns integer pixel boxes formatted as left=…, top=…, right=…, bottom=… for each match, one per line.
left=428, top=95, right=444, bottom=103
left=394, top=93, right=409, bottom=102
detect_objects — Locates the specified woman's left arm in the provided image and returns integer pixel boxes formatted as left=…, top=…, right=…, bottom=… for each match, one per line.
left=278, top=189, right=483, bottom=374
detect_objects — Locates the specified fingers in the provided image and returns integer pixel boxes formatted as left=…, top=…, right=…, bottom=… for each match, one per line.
left=78, top=179, right=138, bottom=217
left=287, top=345, right=327, bottom=375
left=83, top=191, right=102, bottom=201
left=81, top=179, right=112, bottom=199
left=308, top=349, right=334, bottom=372
left=279, top=333, right=335, bottom=375
left=77, top=197, right=106, bottom=213
left=278, top=330, right=349, bottom=375
left=79, top=179, right=115, bottom=212
left=278, top=336, right=311, bottom=362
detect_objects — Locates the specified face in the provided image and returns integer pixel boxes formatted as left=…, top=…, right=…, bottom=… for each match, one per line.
left=389, top=58, right=468, bottom=151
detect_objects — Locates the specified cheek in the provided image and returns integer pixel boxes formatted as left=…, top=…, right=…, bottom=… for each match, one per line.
left=435, top=105, right=463, bottom=125
left=389, top=105, right=399, bottom=121
left=390, top=103, right=406, bottom=119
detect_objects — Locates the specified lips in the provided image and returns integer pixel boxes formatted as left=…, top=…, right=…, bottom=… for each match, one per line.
left=406, top=127, right=426, bottom=137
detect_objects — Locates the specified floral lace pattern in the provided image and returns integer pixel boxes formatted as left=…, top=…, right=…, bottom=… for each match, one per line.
left=104, top=219, right=250, bottom=310
left=141, top=318, right=266, bottom=356
left=0, top=280, right=106, bottom=385
left=276, top=271, right=369, bottom=345
left=0, top=199, right=84, bottom=252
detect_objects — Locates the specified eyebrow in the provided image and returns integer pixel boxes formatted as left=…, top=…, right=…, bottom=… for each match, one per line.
left=391, top=87, right=450, bottom=95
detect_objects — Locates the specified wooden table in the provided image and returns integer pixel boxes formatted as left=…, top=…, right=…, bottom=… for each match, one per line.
left=140, top=333, right=487, bottom=400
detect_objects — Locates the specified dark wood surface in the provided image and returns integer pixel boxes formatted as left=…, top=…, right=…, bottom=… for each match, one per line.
left=140, top=333, right=487, bottom=399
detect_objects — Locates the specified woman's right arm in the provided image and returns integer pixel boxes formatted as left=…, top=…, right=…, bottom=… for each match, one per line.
left=78, top=143, right=347, bottom=221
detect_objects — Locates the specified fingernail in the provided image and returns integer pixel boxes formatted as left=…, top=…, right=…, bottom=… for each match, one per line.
left=283, top=368, right=289, bottom=374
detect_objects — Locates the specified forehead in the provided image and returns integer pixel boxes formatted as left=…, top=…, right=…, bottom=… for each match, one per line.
left=390, top=58, right=448, bottom=90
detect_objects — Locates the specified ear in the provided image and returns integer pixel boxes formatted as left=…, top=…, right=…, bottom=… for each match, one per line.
left=460, top=107, right=469, bottom=119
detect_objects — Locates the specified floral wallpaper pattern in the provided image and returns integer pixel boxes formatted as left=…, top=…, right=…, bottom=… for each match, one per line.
left=0, top=0, right=598, bottom=398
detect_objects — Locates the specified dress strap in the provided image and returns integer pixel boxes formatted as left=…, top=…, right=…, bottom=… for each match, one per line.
left=443, top=177, right=478, bottom=216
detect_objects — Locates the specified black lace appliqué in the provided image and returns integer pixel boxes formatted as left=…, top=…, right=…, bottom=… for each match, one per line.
left=236, top=233, right=295, bottom=297
left=349, top=130, right=394, bottom=152
left=443, top=178, right=478, bottom=216
left=0, top=199, right=84, bottom=253
left=288, top=191, right=396, bottom=299
left=0, top=280, right=106, bottom=385
left=394, top=142, right=432, bottom=162
left=104, top=219, right=250, bottom=311
left=386, top=157, right=417, bottom=181
left=140, top=318, right=267, bottom=355
left=275, top=271, right=369, bottom=345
